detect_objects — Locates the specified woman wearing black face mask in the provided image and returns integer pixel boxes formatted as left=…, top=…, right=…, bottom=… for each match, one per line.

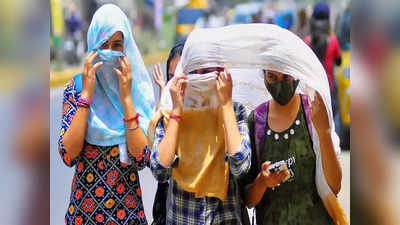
left=241, top=70, right=342, bottom=225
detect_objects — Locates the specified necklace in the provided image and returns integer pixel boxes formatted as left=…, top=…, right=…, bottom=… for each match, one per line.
left=266, top=118, right=301, bottom=141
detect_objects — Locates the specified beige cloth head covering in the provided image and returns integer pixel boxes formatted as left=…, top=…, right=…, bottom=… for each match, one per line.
left=149, top=71, right=230, bottom=201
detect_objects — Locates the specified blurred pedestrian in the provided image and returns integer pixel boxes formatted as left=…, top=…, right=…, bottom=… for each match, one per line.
left=64, top=3, right=83, bottom=65
left=58, top=4, right=155, bottom=225
left=294, top=8, right=309, bottom=39
left=304, top=1, right=342, bottom=135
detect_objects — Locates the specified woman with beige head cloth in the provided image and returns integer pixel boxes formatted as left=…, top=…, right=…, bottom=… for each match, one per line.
left=148, top=30, right=252, bottom=224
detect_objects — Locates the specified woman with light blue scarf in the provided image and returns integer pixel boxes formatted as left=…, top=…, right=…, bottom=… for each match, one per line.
left=58, top=4, right=155, bottom=225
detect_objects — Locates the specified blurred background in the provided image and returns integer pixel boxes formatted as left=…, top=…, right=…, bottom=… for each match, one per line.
left=5, top=0, right=400, bottom=224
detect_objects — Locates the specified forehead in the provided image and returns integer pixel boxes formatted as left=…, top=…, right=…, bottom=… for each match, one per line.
left=108, top=31, right=124, bottom=41
left=265, top=70, right=282, bottom=75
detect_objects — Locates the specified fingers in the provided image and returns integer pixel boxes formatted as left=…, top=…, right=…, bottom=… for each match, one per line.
left=156, top=63, right=163, bottom=78
left=83, top=51, right=97, bottom=76
left=261, top=161, right=271, bottom=172
left=113, top=68, right=123, bottom=80
left=279, top=170, right=290, bottom=181
left=152, top=66, right=158, bottom=79
left=170, top=74, right=187, bottom=98
left=216, top=75, right=222, bottom=90
left=217, top=66, right=232, bottom=88
left=118, top=57, right=127, bottom=71
left=269, top=170, right=288, bottom=184
left=312, top=92, right=323, bottom=105
left=85, top=51, right=96, bottom=63
left=315, top=91, right=322, bottom=101
left=86, top=51, right=98, bottom=67
left=181, top=81, right=187, bottom=95
left=173, top=73, right=186, bottom=86
left=224, top=65, right=232, bottom=81
left=177, top=79, right=187, bottom=96
left=89, top=62, right=103, bottom=77
left=311, top=91, right=328, bottom=114
left=153, top=63, right=165, bottom=84
left=122, top=56, right=130, bottom=67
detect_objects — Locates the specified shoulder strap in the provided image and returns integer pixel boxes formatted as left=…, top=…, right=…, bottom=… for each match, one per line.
left=301, top=94, right=313, bottom=137
left=73, top=73, right=83, bottom=94
left=254, top=96, right=313, bottom=168
left=253, top=102, right=269, bottom=169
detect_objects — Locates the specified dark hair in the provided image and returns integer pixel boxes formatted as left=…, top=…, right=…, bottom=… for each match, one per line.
left=166, top=41, right=185, bottom=82
left=310, top=18, right=330, bottom=62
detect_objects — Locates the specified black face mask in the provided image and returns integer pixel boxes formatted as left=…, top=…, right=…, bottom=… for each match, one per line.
left=265, top=79, right=300, bottom=106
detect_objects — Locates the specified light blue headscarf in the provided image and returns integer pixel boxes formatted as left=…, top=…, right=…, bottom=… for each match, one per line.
left=84, top=4, right=155, bottom=153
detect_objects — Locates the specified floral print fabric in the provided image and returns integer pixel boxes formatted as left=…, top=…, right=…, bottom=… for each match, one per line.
left=59, top=80, right=150, bottom=225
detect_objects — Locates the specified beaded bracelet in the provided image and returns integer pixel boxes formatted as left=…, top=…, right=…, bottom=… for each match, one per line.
left=77, top=97, right=91, bottom=108
left=78, top=97, right=91, bottom=105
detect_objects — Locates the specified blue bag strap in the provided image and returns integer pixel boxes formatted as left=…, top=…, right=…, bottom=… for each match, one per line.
left=253, top=101, right=269, bottom=170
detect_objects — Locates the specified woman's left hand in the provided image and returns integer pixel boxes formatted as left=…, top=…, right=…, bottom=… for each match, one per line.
left=310, top=92, right=331, bottom=134
left=114, top=56, right=133, bottom=102
left=216, top=65, right=233, bottom=107
left=152, top=63, right=166, bottom=90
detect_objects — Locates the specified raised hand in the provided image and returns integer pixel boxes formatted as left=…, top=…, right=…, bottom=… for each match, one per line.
left=81, top=51, right=103, bottom=99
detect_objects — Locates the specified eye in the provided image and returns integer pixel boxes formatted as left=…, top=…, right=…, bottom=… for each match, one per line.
left=196, top=69, right=205, bottom=74
left=112, top=43, right=123, bottom=51
left=267, top=73, right=277, bottom=82
left=283, top=74, right=293, bottom=81
left=100, top=42, right=108, bottom=49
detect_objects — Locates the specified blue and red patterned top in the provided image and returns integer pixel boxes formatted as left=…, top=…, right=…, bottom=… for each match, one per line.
left=58, top=79, right=150, bottom=225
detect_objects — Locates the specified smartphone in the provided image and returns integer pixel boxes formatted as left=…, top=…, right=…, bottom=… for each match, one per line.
left=267, top=157, right=296, bottom=182
left=267, top=160, right=288, bottom=174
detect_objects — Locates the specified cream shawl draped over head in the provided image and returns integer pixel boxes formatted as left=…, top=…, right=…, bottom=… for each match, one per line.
left=150, top=24, right=348, bottom=224
left=150, top=24, right=348, bottom=225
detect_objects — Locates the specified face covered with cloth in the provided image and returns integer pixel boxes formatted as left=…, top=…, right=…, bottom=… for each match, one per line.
left=85, top=4, right=155, bottom=164
left=151, top=64, right=229, bottom=201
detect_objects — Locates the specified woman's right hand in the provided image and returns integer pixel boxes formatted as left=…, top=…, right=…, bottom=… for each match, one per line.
left=152, top=63, right=166, bottom=90
left=169, top=73, right=187, bottom=114
left=81, top=51, right=103, bottom=99
left=260, top=161, right=290, bottom=189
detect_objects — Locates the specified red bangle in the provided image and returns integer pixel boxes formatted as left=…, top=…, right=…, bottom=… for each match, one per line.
left=170, top=113, right=182, bottom=121
left=124, top=113, right=141, bottom=123
left=77, top=102, right=89, bottom=108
